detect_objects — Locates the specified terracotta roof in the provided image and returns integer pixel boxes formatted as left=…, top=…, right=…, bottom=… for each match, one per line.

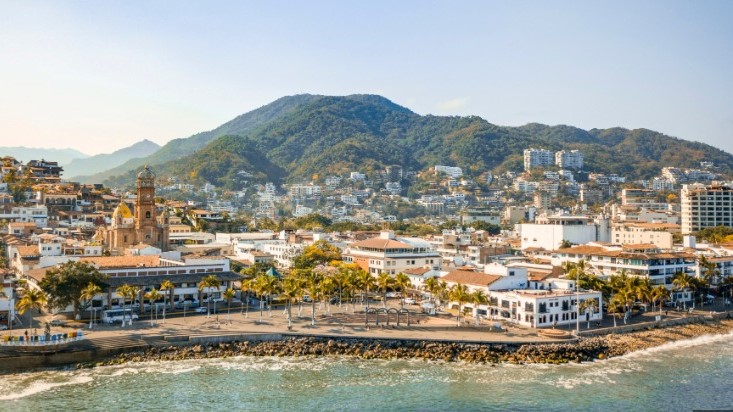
left=554, top=245, right=608, bottom=255
left=622, top=243, right=658, bottom=250
left=528, top=271, right=556, bottom=281
left=350, top=238, right=414, bottom=250
left=403, top=267, right=431, bottom=276
left=8, top=222, right=37, bottom=227
left=441, top=270, right=503, bottom=287
left=15, top=245, right=39, bottom=257
left=80, top=255, right=160, bottom=269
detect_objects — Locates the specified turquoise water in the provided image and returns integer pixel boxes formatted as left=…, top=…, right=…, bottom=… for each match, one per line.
left=2, top=332, right=732, bottom=411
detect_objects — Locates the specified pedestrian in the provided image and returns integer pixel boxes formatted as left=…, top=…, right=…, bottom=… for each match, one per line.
left=24, top=330, right=29, bottom=341
left=665, top=310, right=668, bottom=316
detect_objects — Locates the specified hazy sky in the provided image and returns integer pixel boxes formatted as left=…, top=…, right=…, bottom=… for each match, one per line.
left=1, top=1, right=732, bottom=155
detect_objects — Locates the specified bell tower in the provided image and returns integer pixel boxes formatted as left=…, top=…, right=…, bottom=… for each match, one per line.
left=135, top=165, right=157, bottom=230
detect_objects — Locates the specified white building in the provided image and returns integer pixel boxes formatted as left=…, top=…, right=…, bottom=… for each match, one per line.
left=517, top=215, right=610, bottom=250
left=434, top=165, right=463, bottom=178
left=555, top=150, right=584, bottom=170
left=343, top=231, right=440, bottom=276
left=524, top=148, right=553, bottom=171
left=681, top=183, right=733, bottom=234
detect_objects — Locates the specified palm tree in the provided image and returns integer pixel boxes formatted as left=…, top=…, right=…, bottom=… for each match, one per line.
left=607, top=295, right=625, bottom=328
left=240, top=278, right=254, bottom=317
left=332, top=264, right=354, bottom=307
left=144, top=289, right=163, bottom=326
left=15, top=287, right=47, bottom=330
left=376, top=272, right=394, bottom=309
left=80, top=282, right=102, bottom=329
left=198, top=275, right=221, bottom=318
left=280, top=275, right=301, bottom=328
left=449, top=283, right=470, bottom=326
left=222, top=287, right=236, bottom=323
left=160, top=279, right=175, bottom=323
left=423, top=277, right=439, bottom=303
left=355, top=269, right=375, bottom=327
left=672, top=272, right=695, bottom=310
left=579, top=298, right=599, bottom=328
left=116, top=284, right=138, bottom=327
left=394, top=272, right=411, bottom=310
left=301, top=268, right=323, bottom=326
left=651, top=285, right=670, bottom=313
left=469, top=290, right=488, bottom=325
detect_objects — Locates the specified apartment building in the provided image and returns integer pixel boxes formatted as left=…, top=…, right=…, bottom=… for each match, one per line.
left=523, top=148, right=553, bottom=171
left=555, top=150, right=584, bottom=170
left=681, top=183, right=733, bottom=234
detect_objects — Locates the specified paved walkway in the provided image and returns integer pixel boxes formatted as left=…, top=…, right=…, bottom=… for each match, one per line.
left=3, top=298, right=732, bottom=349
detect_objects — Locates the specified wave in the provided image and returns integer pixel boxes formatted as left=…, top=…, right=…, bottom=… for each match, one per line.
left=0, top=375, right=94, bottom=401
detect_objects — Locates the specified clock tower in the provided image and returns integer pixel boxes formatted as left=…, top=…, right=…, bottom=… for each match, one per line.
left=135, top=165, right=157, bottom=230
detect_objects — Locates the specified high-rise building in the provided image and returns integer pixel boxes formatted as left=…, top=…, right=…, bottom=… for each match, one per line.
left=555, top=150, right=584, bottom=170
left=680, top=183, right=733, bottom=234
left=523, top=149, right=553, bottom=171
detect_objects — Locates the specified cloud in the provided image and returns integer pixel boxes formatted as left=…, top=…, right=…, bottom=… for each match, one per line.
left=438, top=97, right=470, bottom=111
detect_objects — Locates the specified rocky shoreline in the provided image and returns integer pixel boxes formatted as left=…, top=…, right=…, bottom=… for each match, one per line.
left=82, top=319, right=733, bottom=368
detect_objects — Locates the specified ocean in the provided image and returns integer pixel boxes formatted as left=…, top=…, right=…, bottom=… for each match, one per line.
left=2, top=331, right=732, bottom=411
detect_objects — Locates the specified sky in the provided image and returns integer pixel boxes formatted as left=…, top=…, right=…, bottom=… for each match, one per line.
left=1, top=1, right=732, bottom=155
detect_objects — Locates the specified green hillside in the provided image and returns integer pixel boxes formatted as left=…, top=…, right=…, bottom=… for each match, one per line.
left=101, top=94, right=733, bottom=188
left=83, top=94, right=322, bottom=183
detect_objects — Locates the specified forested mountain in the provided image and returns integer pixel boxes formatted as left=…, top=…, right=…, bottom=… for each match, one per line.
left=66, top=139, right=160, bottom=179
left=101, top=94, right=733, bottom=189
left=82, top=94, right=322, bottom=183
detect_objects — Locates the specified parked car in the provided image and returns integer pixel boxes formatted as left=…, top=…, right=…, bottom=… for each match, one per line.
left=49, top=319, right=67, bottom=327
left=404, top=298, right=416, bottom=305
left=386, top=292, right=401, bottom=298
left=194, top=307, right=208, bottom=313
left=302, top=295, right=312, bottom=303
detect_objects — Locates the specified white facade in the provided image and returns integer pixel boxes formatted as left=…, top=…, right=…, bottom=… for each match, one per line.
left=681, top=183, right=733, bottom=234
left=517, top=215, right=609, bottom=250
left=523, top=148, right=553, bottom=171
left=434, top=165, right=463, bottom=178
left=555, top=150, right=584, bottom=170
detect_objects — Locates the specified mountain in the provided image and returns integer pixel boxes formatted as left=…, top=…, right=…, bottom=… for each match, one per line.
left=100, top=94, right=733, bottom=189
left=0, top=147, right=88, bottom=165
left=83, top=94, right=322, bottom=183
left=67, top=139, right=160, bottom=180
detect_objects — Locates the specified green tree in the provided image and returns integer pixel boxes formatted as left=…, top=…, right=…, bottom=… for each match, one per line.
left=116, top=284, right=139, bottom=327
left=394, top=272, right=411, bottom=310
left=144, top=289, right=163, bottom=325
left=15, top=287, right=47, bottom=330
left=80, top=282, right=102, bottom=329
left=470, top=290, right=488, bottom=325
left=449, top=283, right=470, bottom=326
left=39, top=261, right=108, bottom=319
left=376, top=272, right=394, bottom=309
left=159, top=279, right=175, bottom=323
left=198, top=275, right=221, bottom=318
left=222, top=287, right=236, bottom=323
left=292, top=240, right=342, bottom=269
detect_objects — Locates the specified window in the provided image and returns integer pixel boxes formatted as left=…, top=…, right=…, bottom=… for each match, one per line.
left=145, top=211, right=151, bottom=219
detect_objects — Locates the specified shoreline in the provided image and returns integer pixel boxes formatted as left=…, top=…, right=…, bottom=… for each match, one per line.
left=78, top=318, right=733, bottom=369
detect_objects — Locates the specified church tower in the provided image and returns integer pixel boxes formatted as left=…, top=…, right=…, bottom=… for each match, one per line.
left=135, top=165, right=157, bottom=230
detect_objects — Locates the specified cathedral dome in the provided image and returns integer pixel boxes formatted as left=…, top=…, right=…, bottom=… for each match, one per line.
left=112, top=202, right=133, bottom=220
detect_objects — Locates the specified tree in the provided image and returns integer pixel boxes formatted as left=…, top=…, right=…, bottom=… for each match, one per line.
left=15, top=287, right=47, bottom=330
left=449, top=283, right=470, bottom=326
left=354, top=268, right=375, bottom=327
left=198, top=275, right=221, bottom=318
left=296, top=268, right=323, bottom=326
left=39, top=261, right=108, bottom=319
left=292, top=240, right=342, bottom=269
left=159, top=279, right=174, bottom=323
left=394, top=272, right=411, bottom=310
left=116, top=284, right=139, bottom=327
left=672, top=272, right=695, bottom=310
left=223, top=287, right=236, bottom=323
left=80, top=282, right=102, bottom=329
left=470, top=290, right=488, bottom=325
left=651, top=285, right=670, bottom=313
left=376, top=272, right=394, bottom=309
left=280, top=275, right=302, bottom=328
left=579, top=298, right=599, bottom=329
left=423, top=277, right=439, bottom=303
left=144, top=289, right=163, bottom=325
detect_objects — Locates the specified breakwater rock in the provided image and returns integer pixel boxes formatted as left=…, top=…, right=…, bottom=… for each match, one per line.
left=82, top=319, right=733, bottom=369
